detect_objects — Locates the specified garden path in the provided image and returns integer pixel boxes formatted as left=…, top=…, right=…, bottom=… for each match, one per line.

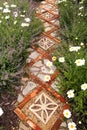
left=14, top=0, right=71, bottom=130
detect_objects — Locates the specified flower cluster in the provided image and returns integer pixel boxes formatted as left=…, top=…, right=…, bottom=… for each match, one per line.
left=63, top=109, right=77, bottom=130
left=0, top=1, right=31, bottom=28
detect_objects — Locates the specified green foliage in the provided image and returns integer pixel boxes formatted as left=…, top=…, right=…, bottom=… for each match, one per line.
left=53, top=0, right=87, bottom=129
left=54, top=42, right=87, bottom=129
left=58, top=0, right=87, bottom=44
left=0, top=0, right=44, bottom=94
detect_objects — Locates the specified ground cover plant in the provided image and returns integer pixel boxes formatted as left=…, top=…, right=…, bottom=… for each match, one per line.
left=0, top=0, right=43, bottom=94
left=0, top=0, right=43, bottom=129
left=53, top=0, right=87, bottom=130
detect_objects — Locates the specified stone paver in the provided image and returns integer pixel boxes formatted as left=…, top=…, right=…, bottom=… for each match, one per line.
left=14, top=0, right=70, bottom=130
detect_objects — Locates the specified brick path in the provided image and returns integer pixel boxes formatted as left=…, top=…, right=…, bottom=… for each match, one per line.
left=14, top=0, right=70, bottom=130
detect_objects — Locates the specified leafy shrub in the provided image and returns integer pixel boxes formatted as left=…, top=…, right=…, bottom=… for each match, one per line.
left=58, top=0, right=87, bottom=44
left=53, top=42, right=87, bottom=130
left=0, top=0, right=44, bottom=94
left=53, top=0, right=87, bottom=129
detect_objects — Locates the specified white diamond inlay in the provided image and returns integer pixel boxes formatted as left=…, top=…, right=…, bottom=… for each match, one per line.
left=29, top=93, right=58, bottom=124
left=37, top=37, right=55, bottom=50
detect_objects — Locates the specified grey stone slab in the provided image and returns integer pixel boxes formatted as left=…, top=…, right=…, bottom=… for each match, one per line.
left=60, top=122, right=67, bottom=127
left=37, top=74, right=46, bottom=82
left=19, top=122, right=32, bottom=130
left=22, top=81, right=37, bottom=96
left=17, top=94, right=24, bottom=103
left=51, top=81, right=59, bottom=91
left=33, top=60, right=43, bottom=67
left=29, top=51, right=39, bottom=59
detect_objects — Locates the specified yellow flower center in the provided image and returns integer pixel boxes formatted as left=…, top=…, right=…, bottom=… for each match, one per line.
left=70, top=125, right=74, bottom=128
left=66, top=112, right=69, bottom=116
left=52, top=56, right=57, bottom=61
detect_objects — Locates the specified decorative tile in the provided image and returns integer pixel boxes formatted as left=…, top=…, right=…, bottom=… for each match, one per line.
left=37, top=36, right=55, bottom=50
left=14, top=87, right=69, bottom=130
left=29, top=93, right=58, bottom=124
left=40, top=12, right=54, bottom=20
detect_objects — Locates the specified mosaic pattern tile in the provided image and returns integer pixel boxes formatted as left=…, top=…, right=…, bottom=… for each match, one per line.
left=29, top=92, right=58, bottom=124
left=37, top=36, right=55, bottom=50
left=14, top=87, right=69, bottom=130
left=40, top=12, right=54, bottom=20
left=30, top=59, right=56, bottom=82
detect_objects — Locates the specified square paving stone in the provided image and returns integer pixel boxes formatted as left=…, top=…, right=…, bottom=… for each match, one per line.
left=36, top=36, right=55, bottom=50
left=14, top=86, right=69, bottom=130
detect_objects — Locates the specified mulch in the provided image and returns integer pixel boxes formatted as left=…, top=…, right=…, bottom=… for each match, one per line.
left=0, top=92, right=20, bottom=130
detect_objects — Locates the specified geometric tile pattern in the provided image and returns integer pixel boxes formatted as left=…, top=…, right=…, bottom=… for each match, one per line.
left=37, top=36, right=55, bottom=50
left=29, top=92, right=58, bottom=124
left=14, top=0, right=69, bottom=129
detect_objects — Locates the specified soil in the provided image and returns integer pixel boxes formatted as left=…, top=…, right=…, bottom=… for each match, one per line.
left=0, top=92, right=20, bottom=130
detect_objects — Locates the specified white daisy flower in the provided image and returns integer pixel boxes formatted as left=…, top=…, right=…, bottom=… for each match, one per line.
left=79, top=6, right=84, bottom=10
left=75, top=59, right=85, bottom=66
left=20, top=14, right=25, bottom=17
left=81, top=83, right=87, bottom=91
left=52, top=56, right=57, bottom=61
left=5, top=4, right=9, bottom=8
left=0, top=7, right=3, bottom=10
left=21, top=22, right=30, bottom=27
left=63, top=109, right=71, bottom=118
left=68, top=122, right=77, bottom=130
left=0, top=107, right=4, bottom=116
left=58, top=57, right=65, bottom=63
left=0, top=20, right=2, bottom=23
left=3, top=8, right=11, bottom=13
left=3, top=2, right=8, bottom=6
left=10, top=4, right=17, bottom=8
left=46, top=61, right=53, bottom=67
left=44, top=75, right=51, bottom=82
left=5, top=15, right=10, bottom=19
left=14, top=20, right=17, bottom=24
left=69, top=46, right=81, bottom=52
left=67, top=90, right=75, bottom=98
left=24, top=18, right=31, bottom=23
